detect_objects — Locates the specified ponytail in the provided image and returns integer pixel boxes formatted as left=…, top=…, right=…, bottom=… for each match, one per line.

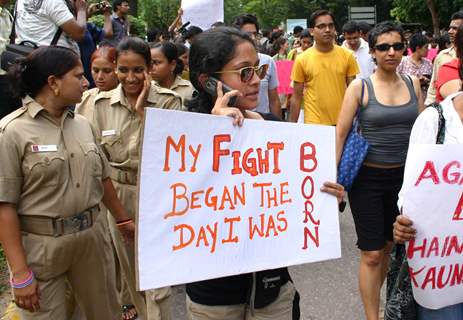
left=7, top=46, right=80, bottom=99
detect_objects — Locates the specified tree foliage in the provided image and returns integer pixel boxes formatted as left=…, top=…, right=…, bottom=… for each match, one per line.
left=391, top=0, right=463, bottom=32
left=139, top=0, right=180, bottom=29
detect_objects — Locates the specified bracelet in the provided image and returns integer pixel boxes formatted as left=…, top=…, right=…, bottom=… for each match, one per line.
left=10, top=269, right=34, bottom=289
left=116, top=219, right=133, bottom=227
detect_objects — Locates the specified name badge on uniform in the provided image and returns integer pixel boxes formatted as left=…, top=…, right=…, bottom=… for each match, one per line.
left=31, top=145, right=58, bottom=152
left=102, top=129, right=117, bottom=137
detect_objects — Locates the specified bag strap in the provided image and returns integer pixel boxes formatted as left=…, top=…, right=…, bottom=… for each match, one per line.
left=8, top=1, right=18, bottom=44
left=50, top=28, right=63, bottom=45
left=9, top=0, right=69, bottom=46
left=428, top=102, right=446, bottom=144
left=352, top=79, right=366, bottom=132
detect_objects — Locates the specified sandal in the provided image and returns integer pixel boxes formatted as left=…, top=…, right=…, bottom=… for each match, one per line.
left=122, top=305, right=138, bottom=320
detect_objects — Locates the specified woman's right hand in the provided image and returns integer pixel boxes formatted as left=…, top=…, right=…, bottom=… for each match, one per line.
left=13, top=271, right=40, bottom=312
left=211, top=81, right=244, bottom=126
left=393, top=215, right=416, bottom=244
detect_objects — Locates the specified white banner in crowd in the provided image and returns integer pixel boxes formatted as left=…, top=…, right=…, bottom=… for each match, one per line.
left=181, top=0, right=224, bottom=31
left=402, top=144, right=463, bottom=310
left=136, top=109, right=341, bottom=290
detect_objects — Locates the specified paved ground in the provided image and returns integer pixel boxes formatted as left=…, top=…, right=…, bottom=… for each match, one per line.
left=171, top=204, right=386, bottom=320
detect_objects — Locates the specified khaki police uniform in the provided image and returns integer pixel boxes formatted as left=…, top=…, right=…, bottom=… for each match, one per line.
left=0, top=96, right=120, bottom=320
left=76, top=87, right=99, bottom=121
left=90, top=84, right=183, bottom=320
left=168, top=76, right=195, bottom=106
left=77, top=86, right=133, bottom=312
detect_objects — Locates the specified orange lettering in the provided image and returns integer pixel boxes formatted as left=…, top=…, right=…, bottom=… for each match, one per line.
left=212, top=134, right=231, bottom=172
left=280, top=182, right=292, bottom=204
left=222, top=216, right=241, bottom=244
left=267, top=142, right=284, bottom=174
left=163, top=135, right=186, bottom=172
left=164, top=183, right=189, bottom=219
left=172, top=224, right=195, bottom=251
left=191, top=190, right=204, bottom=209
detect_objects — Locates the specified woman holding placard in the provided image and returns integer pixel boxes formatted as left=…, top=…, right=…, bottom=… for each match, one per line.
left=185, top=26, right=345, bottom=320
left=336, top=21, right=424, bottom=320
left=393, top=66, right=463, bottom=319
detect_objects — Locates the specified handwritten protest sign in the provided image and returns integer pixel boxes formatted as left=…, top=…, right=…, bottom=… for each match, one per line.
left=136, top=109, right=340, bottom=290
left=181, top=0, right=223, bottom=31
left=401, top=144, right=463, bottom=310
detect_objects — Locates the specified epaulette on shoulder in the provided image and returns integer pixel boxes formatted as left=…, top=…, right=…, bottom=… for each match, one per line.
left=0, top=107, right=27, bottom=133
left=94, top=90, right=113, bottom=103
left=156, top=86, right=181, bottom=98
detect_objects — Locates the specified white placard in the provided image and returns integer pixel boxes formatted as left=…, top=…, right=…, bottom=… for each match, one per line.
left=181, top=0, right=223, bottom=31
left=137, top=109, right=341, bottom=290
left=402, top=144, right=463, bottom=310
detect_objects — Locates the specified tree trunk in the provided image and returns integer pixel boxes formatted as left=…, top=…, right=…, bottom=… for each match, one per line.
left=426, top=0, right=440, bottom=36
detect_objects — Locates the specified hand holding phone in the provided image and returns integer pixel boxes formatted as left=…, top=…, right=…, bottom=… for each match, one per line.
left=204, top=77, right=238, bottom=107
left=205, top=77, right=244, bottom=126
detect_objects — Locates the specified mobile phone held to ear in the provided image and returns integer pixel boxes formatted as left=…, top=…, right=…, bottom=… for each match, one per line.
left=204, top=77, right=238, bottom=107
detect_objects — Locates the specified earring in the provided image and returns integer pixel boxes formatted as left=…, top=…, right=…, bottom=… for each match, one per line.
left=53, top=89, right=60, bottom=96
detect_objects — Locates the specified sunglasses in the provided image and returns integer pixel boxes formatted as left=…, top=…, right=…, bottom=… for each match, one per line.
left=374, top=42, right=405, bottom=52
left=215, top=64, right=268, bottom=82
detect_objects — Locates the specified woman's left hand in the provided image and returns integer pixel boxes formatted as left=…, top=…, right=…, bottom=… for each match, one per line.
left=134, top=71, right=151, bottom=118
left=118, top=221, right=135, bottom=244
left=320, top=181, right=345, bottom=203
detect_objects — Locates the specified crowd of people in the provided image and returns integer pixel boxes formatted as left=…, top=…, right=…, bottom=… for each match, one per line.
left=0, top=0, right=462, bottom=319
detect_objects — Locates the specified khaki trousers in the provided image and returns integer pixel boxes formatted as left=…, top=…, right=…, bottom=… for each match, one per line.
left=19, top=211, right=120, bottom=320
left=186, top=281, right=297, bottom=320
left=110, top=180, right=172, bottom=320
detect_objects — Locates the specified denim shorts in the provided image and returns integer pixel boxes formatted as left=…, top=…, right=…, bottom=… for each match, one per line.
left=348, top=165, right=404, bottom=251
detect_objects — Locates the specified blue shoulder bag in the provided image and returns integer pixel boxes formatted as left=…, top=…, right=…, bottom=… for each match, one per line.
left=337, top=79, right=369, bottom=191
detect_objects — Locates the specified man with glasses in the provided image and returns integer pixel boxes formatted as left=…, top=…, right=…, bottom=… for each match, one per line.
left=232, top=14, right=281, bottom=118
left=289, top=10, right=359, bottom=125
left=342, top=20, right=375, bottom=79
left=425, top=11, right=463, bottom=105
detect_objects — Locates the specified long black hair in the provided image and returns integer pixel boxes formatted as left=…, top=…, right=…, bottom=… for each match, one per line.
left=8, top=46, right=80, bottom=99
left=187, top=27, right=255, bottom=114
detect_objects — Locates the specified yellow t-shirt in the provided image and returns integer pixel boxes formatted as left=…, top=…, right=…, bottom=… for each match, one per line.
left=291, top=45, right=359, bottom=125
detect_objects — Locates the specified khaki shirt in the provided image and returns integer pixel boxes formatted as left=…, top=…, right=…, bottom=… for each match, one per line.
left=0, top=96, right=110, bottom=218
left=89, top=83, right=182, bottom=174
left=75, top=87, right=100, bottom=121
left=425, top=47, right=457, bottom=105
left=169, top=76, right=195, bottom=106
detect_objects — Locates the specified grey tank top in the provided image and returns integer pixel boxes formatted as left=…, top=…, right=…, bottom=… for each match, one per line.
left=359, top=75, right=419, bottom=165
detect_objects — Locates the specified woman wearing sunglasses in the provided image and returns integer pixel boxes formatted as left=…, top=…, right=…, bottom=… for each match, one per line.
left=336, top=21, right=424, bottom=320
left=185, top=27, right=345, bottom=320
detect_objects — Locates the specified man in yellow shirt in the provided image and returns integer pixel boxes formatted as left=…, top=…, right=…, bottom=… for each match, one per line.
left=289, top=9, right=359, bottom=125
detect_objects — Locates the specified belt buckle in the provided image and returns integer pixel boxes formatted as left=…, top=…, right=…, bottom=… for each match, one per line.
left=70, top=212, right=92, bottom=232
left=52, top=218, right=64, bottom=237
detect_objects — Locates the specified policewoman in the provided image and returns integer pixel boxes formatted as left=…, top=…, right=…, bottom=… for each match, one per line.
left=86, top=37, right=183, bottom=320
left=0, top=46, right=134, bottom=319
left=76, top=45, right=119, bottom=120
